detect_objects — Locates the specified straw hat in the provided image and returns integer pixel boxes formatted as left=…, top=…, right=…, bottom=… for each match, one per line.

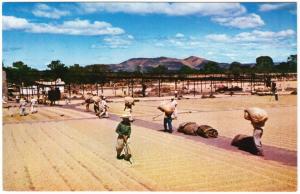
left=120, top=113, right=131, bottom=119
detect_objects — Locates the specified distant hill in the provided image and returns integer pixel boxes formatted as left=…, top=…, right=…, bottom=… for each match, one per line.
left=109, top=56, right=212, bottom=72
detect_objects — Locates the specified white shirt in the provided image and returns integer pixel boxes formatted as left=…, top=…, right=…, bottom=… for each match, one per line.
left=31, top=98, right=37, bottom=106
left=101, top=100, right=108, bottom=109
left=20, top=99, right=26, bottom=108
left=171, top=100, right=177, bottom=108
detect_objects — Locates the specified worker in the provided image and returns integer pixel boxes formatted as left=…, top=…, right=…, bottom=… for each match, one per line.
left=19, top=97, right=27, bottom=116
left=245, top=108, right=268, bottom=156
left=99, top=96, right=109, bottom=118
left=170, top=97, right=178, bottom=119
left=232, top=107, right=268, bottom=156
left=124, top=96, right=135, bottom=121
left=271, top=81, right=279, bottom=101
left=16, top=95, right=20, bottom=103
left=115, top=113, right=132, bottom=161
left=84, top=93, right=93, bottom=112
left=174, top=90, right=178, bottom=98
left=92, top=95, right=101, bottom=115
left=30, top=96, right=38, bottom=114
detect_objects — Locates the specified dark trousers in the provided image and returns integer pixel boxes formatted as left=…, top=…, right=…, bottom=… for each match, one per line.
left=94, top=104, right=99, bottom=113
left=164, top=117, right=173, bottom=132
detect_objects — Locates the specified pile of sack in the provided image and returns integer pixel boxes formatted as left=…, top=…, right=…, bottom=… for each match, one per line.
left=177, top=122, right=218, bottom=138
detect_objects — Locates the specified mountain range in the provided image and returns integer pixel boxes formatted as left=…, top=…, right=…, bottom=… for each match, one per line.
left=109, top=56, right=213, bottom=72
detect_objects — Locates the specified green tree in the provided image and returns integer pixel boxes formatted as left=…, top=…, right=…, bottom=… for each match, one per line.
left=47, top=60, right=68, bottom=79
left=202, top=61, right=222, bottom=73
left=179, top=65, right=195, bottom=74
left=151, top=64, right=168, bottom=74
left=255, top=56, right=274, bottom=73
left=6, top=61, right=40, bottom=85
left=287, top=54, right=297, bottom=72
left=274, top=62, right=289, bottom=73
left=229, top=61, right=242, bottom=74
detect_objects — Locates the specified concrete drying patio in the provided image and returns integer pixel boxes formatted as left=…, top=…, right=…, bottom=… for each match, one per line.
left=3, top=95, right=297, bottom=191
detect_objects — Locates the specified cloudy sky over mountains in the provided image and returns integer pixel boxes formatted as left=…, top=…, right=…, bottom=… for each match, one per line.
left=2, top=2, right=297, bottom=69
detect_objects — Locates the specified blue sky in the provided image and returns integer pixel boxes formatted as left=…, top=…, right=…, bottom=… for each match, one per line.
left=2, top=2, right=297, bottom=70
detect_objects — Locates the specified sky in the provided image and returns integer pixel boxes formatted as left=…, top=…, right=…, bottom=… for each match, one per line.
left=2, top=2, right=297, bottom=70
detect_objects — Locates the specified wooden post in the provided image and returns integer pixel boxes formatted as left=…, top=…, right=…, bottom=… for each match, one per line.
left=158, top=79, right=161, bottom=97
left=127, top=79, right=130, bottom=96
left=37, top=85, right=40, bottom=100
left=31, top=86, right=34, bottom=97
left=69, top=84, right=71, bottom=98
left=131, top=78, right=134, bottom=97
left=250, top=75, right=253, bottom=93
left=241, top=74, right=243, bottom=88
left=82, top=84, right=85, bottom=95
left=193, top=80, right=196, bottom=97
left=20, top=86, right=23, bottom=98
left=210, top=76, right=213, bottom=95
left=27, top=87, right=29, bottom=100
left=200, top=79, right=202, bottom=93
left=175, top=79, right=177, bottom=91
left=96, top=83, right=99, bottom=96
left=204, top=74, right=206, bottom=89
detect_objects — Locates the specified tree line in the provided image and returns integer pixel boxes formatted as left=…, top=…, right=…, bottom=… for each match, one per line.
left=3, top=55, right=297, bottom=86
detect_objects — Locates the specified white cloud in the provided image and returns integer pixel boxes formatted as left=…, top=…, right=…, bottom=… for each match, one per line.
left=79, top=3, right=246, bottom=17
left=235, top=29, right=295, bottom=42
left=175, top=33, right=184, bottom=38
left=3, top=16, right=124, bottom=36
left=206, top=29, right=295, bottom=43
left=91, top=35, right=134, bottom=49
left=33, top=3, right=70, bottom=19
left=259, top=3, right=293, bottom=12
left=212, top=14, right=264, bottom=29
left=154, top=35, right=203, bottom=49
left=127, top=35, right=134, bottom=40
left=3, top=16, right=30, bottom=30
left=206, top=34, right=231, bottom=42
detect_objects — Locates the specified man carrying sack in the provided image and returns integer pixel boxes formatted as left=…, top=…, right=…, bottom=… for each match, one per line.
left=158, top=100, right=175, bottom=133
left=232, top=107, right=268, bottom=156
left=19, top=97, right=27, bottom=116
left=124, top=96, right=135, bottom=121
left=115, top=113, right=132, bottom=161
left=99, top=96, right=109, bottom=118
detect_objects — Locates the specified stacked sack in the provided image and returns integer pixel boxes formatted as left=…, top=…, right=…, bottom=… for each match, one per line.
left=177, top=122, right=218, bottom=138
left=244, top=107, right=268, bottom=127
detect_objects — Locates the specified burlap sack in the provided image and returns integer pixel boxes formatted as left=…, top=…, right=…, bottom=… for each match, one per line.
left=244, top=107, right=268, bottom=124
left=197, top=125, right=218, bottom=138
left=92, top=96, right=101, bottom=103
left=177, top=122, right=198, bottom=135
left=231, top=134, right=258, bottom=154
left=158, top=102, right=175, bottom=115
left=124, top=96, right=135, bottom=105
